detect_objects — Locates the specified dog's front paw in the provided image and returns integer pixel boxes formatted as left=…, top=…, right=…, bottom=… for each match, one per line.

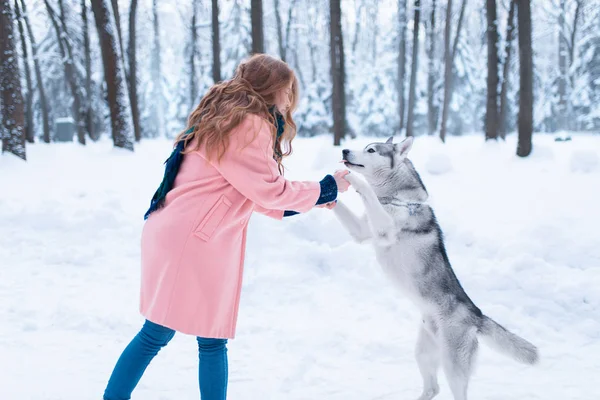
left=344, top=173, right=369, bottom=194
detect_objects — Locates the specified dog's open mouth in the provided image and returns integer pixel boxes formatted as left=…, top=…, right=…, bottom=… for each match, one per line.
left=342, top=159, right=365, bottom=168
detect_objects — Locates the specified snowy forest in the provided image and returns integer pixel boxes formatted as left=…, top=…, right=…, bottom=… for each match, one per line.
left=1, top=0, right=600, bottom=160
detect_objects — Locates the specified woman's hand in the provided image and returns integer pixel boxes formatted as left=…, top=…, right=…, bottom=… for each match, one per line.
left=316, top=201, right=337, bottom=210
left=333, top=170, right=351, bottom=193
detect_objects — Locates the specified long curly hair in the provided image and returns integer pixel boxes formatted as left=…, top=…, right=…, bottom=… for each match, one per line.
left=176, top=54, right=299, bottom=174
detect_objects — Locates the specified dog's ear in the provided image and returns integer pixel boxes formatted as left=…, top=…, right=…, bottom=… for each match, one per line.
left=394, top=136, right=413, bottom=157
left=386, top=136, right=394, bottom=144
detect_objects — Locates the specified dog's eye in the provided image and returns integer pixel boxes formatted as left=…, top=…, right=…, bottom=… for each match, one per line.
left=367, top=148, right=375, bottom=153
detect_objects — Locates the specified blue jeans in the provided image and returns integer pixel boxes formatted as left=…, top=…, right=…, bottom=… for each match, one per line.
left=103, top=320, right=228, bottom=400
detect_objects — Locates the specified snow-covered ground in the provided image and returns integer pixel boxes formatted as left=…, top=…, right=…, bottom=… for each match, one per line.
left=1, top=133, right=599, bottom=400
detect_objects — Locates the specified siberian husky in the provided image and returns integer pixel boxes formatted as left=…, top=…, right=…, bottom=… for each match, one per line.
left=334, top=136, right=539, bottom=400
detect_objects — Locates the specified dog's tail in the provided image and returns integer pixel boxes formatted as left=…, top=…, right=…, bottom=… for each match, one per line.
left=479, top=315, right=539, bottom=365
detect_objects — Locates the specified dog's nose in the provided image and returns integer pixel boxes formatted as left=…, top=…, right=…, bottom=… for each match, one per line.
left=342, top=149, right=350, bottom=156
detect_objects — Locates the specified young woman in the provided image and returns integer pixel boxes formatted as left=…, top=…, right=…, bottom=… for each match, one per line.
left=102, top=54, right=350, bottom=400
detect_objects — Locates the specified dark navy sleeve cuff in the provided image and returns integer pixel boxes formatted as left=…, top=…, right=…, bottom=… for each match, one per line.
left=316, top=174, right=338, bottom=205
left=283, top=210, right=299, bottom=217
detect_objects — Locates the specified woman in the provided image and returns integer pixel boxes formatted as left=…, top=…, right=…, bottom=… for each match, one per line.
left=102, top=54, right=350, bottom=400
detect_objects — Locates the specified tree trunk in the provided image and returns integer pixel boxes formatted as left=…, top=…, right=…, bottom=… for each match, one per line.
left=128, top=0, right=140, bottom=141
left=370, top=2, right=378, bottom=63
left=211, top=0, right=221, bottom=82
left=397, top=0, right=408, bottom=132
left=45, top=0, right=87, bottom=144
left=516, top=0, right=533, bottom=157
left=557, top=0, right=567, bottom=130
left=90, top=0, right=134, bottom=150
left=427, top=0, right=437, bottom=135
left=251, top=0, right=264, bottom=54
left=0, top=0, right=26, bottom=159
left=568, top=0, right=581, bottom=68
left=82, top=0, right=96, bottom=141
left=439, top=0, right=467, bottom=142
left=498, top=0, right=515, bottom=139
left=14, top=0, right=33, bottom=143
left=485, top=0, right=499, bottom=140
left=329, top=0, right=346, bottom=146
left=149, top=0, right=163, bottom=138
left=20, top=0, right=50, bottom=143
left=190, top=0, right=198, bottom=108
left=307, top=1, right=317, bottom=82
left=352, top=0, right=363, bottom=54
left=292, top=23, right=305, bottom=88
left=284, top=1, right=294, bottom=60
left=406, top=0, right=421, bottom=137
left=274, top=0, right=285, bottom=61
left=110, top=0, right=124, bottom=58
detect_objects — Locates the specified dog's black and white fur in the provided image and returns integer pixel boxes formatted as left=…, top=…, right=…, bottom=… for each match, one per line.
left=335, top=136, right=539, bottom=400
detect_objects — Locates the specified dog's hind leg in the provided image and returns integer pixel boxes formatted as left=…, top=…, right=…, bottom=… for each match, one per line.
left=440, top=326, right=478, bottom=400
left=415, top=320, right=440, bottom=400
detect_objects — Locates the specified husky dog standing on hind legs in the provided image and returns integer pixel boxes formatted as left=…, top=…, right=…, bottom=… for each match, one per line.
left=334, top=136, right=539, bottom=400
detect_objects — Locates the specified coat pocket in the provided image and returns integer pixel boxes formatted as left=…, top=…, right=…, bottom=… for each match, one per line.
left=194, top=195, right=232, bottom=241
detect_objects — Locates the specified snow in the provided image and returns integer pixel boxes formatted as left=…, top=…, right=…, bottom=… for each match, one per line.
left=55, top=117, right=75, bottom=124
left=570, top=149, right=599, bottom=173
left=1, top=133, right=600, bottom=400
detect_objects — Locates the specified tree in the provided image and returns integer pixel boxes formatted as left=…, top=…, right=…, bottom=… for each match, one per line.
left=190, top=0, right=198, bottom=109
left=406, top=0, right=421, bottom=137
left=128, top=0, right=141, bottom=141
left=90, top=0, right=134, bottom=150
left=439, top=0, right=468, bottom=142
left=149, top=0, right=164, bottom=137
left=82, top=0, right=96, bottom=141
left=498, top=0, right=516, bottom=138
left=516, top=0, right=533, bottom=157
left=329, top=0, right=347, bottom=146
left=0, top=0, right=26, bottom=159
left=250, top=0, right=264, bottom=54
left=212, top=0, right=221, bottom=82
left=426, top=0, right=437, bottom=135
left=485, top=0, right=499, bottom=140
left=19, top=0, right=50, bottom=143
left=274, top=0, right=296, bottom=62
left=397, top=0, right=408, bottom=132
left=14, top=0, right=33, bottom=143
left=110, top=0, right=124, bottom=56
left=557, top=0, right=567, bottom=130
left=44, top=0, right=87, bottom=144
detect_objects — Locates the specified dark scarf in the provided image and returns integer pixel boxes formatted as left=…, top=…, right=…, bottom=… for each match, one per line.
left=144, top=108, right=285, bottom=220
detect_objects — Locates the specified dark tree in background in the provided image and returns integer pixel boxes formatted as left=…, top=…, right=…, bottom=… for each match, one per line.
left=485, top=0, right=499, bottom=140
left=251, top=0, right=264, bottom=54
left=14, top=0, right=34, bottom=143
left=440, top=0, right=467, bottom=142
left=82, top=0, right=97, bottom=141
left=44, top=0, right=87, bottom=144
left=0, top=0, right=26, bottom=159
left=19, top=0, right=50, bottom=143
left=517, top=0, right=533, bottom=157
left=329, top=0, right=347, bottom=146
left=406, top=0, right=421, bottom=137
left=426, top=0, right=437, bottom=135
left=90, top=0, right=134, bottom=150
left=397, top=0, right=408, bottom=132
left=212, top=0, right=221, bottom=82
left=498, top=0, right=516, bottom=139
left=128, top=0, right=141, bottom=141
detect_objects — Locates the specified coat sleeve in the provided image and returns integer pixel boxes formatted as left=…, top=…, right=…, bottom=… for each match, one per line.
left=211, top=114, right=321, bottom=214
left=253, top=204, right=285, bottom=220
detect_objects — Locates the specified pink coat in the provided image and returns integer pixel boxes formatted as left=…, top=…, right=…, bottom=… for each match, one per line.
left=139, top=114, right=321, bottom=338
